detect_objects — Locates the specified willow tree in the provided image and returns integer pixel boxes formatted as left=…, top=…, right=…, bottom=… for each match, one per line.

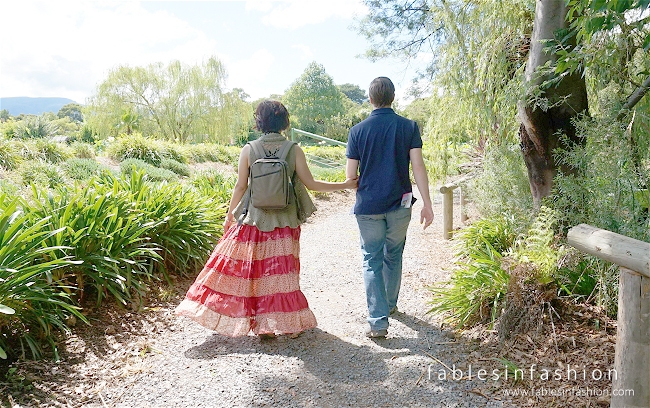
left=359, top=0, right=534, bottom=180
left=86, top=57, right=250, bottom=143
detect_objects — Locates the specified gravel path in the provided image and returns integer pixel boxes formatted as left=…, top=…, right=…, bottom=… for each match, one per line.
left=76, top=189, right=513, bottom=408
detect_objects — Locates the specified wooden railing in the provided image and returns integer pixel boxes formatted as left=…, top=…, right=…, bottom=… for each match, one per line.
left=567, top=224, right=650, bottom=408
left=438, top=175, right=472, bottom=240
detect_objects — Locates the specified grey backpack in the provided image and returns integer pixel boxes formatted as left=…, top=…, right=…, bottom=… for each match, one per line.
left=246, top=139, right=295, bottom=210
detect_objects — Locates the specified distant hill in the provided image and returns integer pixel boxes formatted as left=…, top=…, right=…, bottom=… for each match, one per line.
left=0, top=97, right=79, bottom=116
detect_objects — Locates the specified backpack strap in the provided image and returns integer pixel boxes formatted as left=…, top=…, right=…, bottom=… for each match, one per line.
left=249, top=139, right=266, bottom=160
left=277, top=140, right=295, bottom=160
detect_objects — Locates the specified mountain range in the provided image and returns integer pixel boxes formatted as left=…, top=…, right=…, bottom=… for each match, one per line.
left=0, top=97, right=79, bottom=116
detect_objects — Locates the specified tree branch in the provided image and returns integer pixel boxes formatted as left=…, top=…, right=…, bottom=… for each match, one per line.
left=617, top=74, right=650, bottom=120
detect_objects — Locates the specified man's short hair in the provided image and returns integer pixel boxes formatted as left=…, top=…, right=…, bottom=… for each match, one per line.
left=369, top=77, right=395, bottom=107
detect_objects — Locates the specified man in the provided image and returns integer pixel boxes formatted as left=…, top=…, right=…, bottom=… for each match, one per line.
left=346, top=77, right=434, bottom=338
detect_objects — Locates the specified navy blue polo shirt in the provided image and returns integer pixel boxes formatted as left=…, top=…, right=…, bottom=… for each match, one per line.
left=346, top=108, right=422, bottom=215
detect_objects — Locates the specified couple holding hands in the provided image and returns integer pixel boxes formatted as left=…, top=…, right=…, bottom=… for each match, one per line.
left=176, top=77, right=434, bottom=339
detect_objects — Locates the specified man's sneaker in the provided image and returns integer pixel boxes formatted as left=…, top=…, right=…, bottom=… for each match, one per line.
left=389, top=306, right=398, bottom=315
left=365, top=327, right=388, bottom=338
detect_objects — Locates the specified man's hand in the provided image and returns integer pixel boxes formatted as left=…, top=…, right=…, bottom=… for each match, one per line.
left=420, top=206, right=434, bottom=230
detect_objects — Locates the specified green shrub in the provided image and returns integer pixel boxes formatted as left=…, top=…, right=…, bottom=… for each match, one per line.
left=120, top=158, right=178, bottom=182
left=302, top=145, right=346, bottom=162
left=70, top=142, right=96, bottom=159
left=190, top=170, right=237, bottom=204
left=19, top=161, right=66, bottom=188
left=310, top=166, right=347, bottom=182
left=160, top=158, right=190, bottom=177
left=62, top=158, right=103, bottom=180
left=428, top=216, right=515, bottom=327
left=118, top=171, right=226, bottom=278
left=0, top=195, right=85, bottom=359
left=428, top=240, right=509, bottom=327
left=0, top=180, right=19, bottom=196
left=0, top=139, right=21, bottom=170
left=21, top=139, right=71, bottom=163
left=107, top=133, right=165, bottom=166
left=13, top=116, right=56, bottom=139
left=160, top=141, right=187, bottom=164
left=512, top=205, right=562, bottom=284
left=27, top=178, right=161, bottom=306
left=182, top=143, right=240, bottom=165
left=466, top=142, right=533, bottom=220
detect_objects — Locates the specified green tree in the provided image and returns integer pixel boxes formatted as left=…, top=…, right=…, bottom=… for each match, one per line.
left=338, top=83, right=367, bottom=104
left=359, top=0, right=533, bottom=181
left=0, top=109, right=10, bottom=122
left=57, top=103, right=84, bottom=122
left=86, top=57, right=249, bottom=143
left=283, top=62, right=347, bottom=135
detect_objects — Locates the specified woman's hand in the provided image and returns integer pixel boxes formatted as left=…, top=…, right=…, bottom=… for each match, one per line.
left=223, top=213, right=235, bottom=231
left=343, top=176, right=358, bottom=189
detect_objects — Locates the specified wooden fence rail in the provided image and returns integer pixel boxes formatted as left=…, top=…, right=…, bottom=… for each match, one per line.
left=567, top=224, right=650, bottom=408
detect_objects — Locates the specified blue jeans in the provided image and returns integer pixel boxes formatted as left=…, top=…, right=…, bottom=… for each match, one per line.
left=356, top=207, right=412, bottom=331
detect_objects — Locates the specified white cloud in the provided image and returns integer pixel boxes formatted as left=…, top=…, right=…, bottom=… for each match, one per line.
left=226, top=49, right=276, bottom=100
left=0, top=1, right=218, bottom=102
left=291, top=44, right=314, bottom=60
left=247, top=0, right=368, bottom=29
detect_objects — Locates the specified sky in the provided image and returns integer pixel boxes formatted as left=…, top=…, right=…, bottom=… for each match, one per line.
left=0, top=0, right=430, bottom=106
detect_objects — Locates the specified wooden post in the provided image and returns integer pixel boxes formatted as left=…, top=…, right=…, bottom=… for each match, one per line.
left=567, top=224, right=650, bottom=408
left=439, top=184, right=457, bottom=240
left=611, top=267, right=650, bottom=408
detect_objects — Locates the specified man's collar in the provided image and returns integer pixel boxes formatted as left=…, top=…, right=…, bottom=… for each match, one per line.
left=370, top=107, right=395, bottom=115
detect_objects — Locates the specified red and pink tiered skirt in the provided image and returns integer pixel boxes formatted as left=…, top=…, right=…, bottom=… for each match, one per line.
left=175, top=224, right=317, bottom=336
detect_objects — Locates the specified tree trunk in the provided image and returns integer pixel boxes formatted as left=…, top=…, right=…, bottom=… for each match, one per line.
left=517, top=0, right=589, bottom=208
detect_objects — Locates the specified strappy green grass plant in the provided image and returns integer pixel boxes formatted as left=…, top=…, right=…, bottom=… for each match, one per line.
left=26, top=175, right=161, bottom=306
left=107, top=133, right=165, bottom=166
left=114, top=171, right=226, bottom=279
left=428, top=215, right=516, bottom=327
left=0, top=139, right=21, bottom=170
left=0, top=195, right=85, bottom=360
left=120, top=158, right=179, bottom=182
left=190, top=170, right=237, bottom=204
left=428, top=239, right=510, bottom=327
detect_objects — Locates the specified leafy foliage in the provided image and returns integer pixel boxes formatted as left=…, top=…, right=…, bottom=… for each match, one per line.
left=107, top=133, right=165, bottom=166
left=119, top=159, right=178, bottom=183
left=62, top=158, right=104, bottom=181
left=19, top=161, right=66, bottom=188
left=69, top=142, right=96, bottom=159
left=190, top=170, right=237, bottom=205
left=13, top=116, right=57, bottom=139
left=0, top=139, right=21, bottom=170
left=0, top=195, right=84, bottom=359
left=429, top=238, right=510, bottom=328
left=160, top=158, right=190, bottom=177
left=86, top=57, right=252, bottom=143
left=283, top=62, right=347, bottom=135
left=466, top=142, right=533, bottom=220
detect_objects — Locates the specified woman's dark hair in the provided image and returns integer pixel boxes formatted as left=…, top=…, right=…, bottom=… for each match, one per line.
left=255, top=100, right=290, bottom=133
left=368, top=77, right=395, bottom=108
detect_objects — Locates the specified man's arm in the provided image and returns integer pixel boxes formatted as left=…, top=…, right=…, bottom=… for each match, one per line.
left=346, top=158, right=359, bottom=181
left=409, top=148, right=434, bottom=229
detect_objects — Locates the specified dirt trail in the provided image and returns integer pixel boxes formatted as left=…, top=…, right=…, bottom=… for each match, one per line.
left=4, top=189, right=514, bottom=407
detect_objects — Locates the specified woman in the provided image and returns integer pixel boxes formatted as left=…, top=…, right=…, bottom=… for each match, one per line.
left=175, top=100, right=357, bottom=338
